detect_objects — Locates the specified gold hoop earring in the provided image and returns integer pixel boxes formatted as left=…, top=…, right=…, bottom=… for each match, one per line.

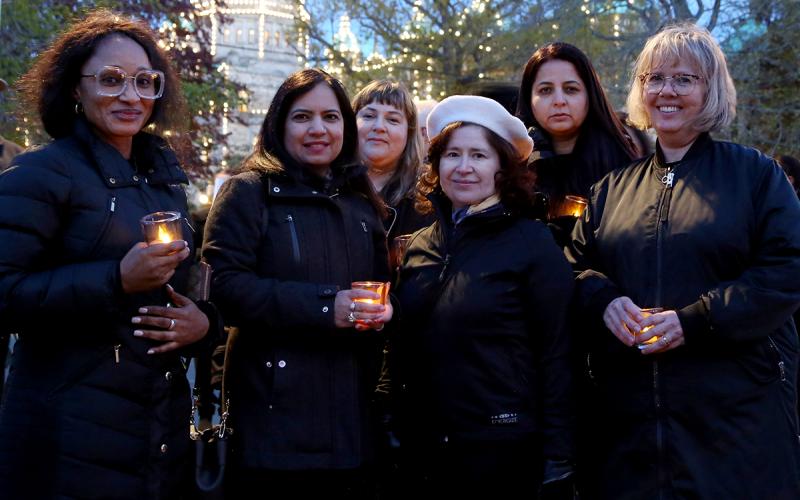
left=74, top=102, right=83, bottom=115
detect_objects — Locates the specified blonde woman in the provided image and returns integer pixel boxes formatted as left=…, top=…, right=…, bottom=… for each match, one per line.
left=568, top=23, right=800, bottom=499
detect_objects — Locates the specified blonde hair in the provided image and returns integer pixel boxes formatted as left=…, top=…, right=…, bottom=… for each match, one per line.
left=352, top=80, right=425, bottom=206
left=626, top=23, right=736, bottom=133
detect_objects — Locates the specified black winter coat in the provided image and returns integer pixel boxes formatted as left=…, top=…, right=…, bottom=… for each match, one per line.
left=0, top=119, right=200, bottom=499
left=567, top=134, right=800, bottom=499
left=531, top=140, right=633, bottom=247
left=392, top=195, right=575, bottom=463
left=202, top=161, right=390, bottom=470
left=385, top=195, right=435, bottom=243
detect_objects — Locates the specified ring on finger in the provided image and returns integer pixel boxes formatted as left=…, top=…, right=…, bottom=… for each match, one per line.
left=347, top=312, right=356, bottom=323
left=169, top=318, right=176, bottom=330
left=660, top=335, right=670, bottom=346
left=350, top=301, right=356, bottom=312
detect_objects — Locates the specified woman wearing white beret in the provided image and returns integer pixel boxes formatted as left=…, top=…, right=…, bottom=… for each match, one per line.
left=390, top=95, right=576, bottom=499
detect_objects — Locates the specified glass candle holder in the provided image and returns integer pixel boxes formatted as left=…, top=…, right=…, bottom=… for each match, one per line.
left=550, top=195, right=588, bottom=219
left=390, top=234, right=413, bottom=270
left=635, top=307, right=664, bottom=349
left=140, top=211, right=182, bottom=244
left=351, top=281, right=389, bottom=306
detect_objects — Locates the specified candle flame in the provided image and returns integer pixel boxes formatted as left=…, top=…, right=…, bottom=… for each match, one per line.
left=156, top=225, right=173, bottom=244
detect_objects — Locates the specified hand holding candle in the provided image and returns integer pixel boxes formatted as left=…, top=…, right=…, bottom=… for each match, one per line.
left=119, top=240, right=190, bottom=293
left=334, top=282, right=392, bottom=330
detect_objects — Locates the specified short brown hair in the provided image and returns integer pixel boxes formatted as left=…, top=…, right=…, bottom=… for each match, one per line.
left=416, top=122, right=533, bottom=215
left=17, top=9, right=186, bottom=139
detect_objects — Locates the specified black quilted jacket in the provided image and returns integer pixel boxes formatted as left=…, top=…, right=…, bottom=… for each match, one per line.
left=0, top=118, right=199, bottom=500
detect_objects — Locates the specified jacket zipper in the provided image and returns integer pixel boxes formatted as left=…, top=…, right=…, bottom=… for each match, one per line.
left=114, top=344, right=121, bottom=364
left=586, top=353, right=595, bottom=382
left=438, top=254, right=451, bottom=283
left=285, top=214, right=301, bottom=264
left=767, top=336, right=786, bottom=381
left=654, top=165, right=673, bottom=499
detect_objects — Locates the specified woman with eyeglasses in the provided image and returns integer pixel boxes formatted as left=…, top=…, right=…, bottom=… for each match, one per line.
left=567, top=23, right=800, bottom=499
left=0, top=11, right=217, bottom=499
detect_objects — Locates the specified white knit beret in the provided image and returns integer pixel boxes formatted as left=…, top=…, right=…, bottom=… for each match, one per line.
left=426, top=95, right=533, bottom=160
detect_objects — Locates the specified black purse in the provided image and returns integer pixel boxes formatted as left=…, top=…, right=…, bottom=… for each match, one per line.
left=189, top=327, right=236, bottom=500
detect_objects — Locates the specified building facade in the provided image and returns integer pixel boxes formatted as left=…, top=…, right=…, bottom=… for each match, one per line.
left=213, top=0, right=301, bottom=156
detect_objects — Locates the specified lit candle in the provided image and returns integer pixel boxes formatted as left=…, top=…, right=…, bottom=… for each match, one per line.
left=351, top=281, right=388, bottom=306
left=554, top=195, right=588, bottom=219
left=156, top=224, right=174, bottom=244
left=140, top=211, right=182, bottom=245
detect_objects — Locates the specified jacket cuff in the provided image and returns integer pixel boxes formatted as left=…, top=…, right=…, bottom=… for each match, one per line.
left=542, top=459, right=575, bottom=484
left=588, top=286, right=622, bottom=321
left=677, top=299, right=709, bottom=344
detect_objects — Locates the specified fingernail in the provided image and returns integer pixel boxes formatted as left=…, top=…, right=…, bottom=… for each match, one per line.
left=147, top=349, right=155, bottom=354
left=131, top=317, right=141, bottom=324
left=166, top=284, right=174, bottom=291
left=139, top=307, right=148, bottom=314
left=133, top=330, right=143, bottom=337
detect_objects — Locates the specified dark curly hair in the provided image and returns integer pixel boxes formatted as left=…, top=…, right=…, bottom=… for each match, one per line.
left=416, top=122, right=534, bottom=215
left=17, top=9, right=186, bottom=139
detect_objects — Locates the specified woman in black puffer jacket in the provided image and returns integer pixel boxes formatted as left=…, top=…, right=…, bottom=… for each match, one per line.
left=0, top=11, right=216, bottom=499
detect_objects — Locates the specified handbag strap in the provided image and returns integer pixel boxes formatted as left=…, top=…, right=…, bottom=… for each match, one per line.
left=217, top=328, right=237, bottom=437
left=191, top=327, right=238, bottom=439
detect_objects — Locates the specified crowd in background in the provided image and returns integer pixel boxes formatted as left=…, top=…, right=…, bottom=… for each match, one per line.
left=0, top=9, right=799, bottom=500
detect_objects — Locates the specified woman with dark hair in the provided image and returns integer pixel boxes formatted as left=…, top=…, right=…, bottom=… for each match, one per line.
left=0, top=10, right=216, bottom=499
left=517, top=42, right=636, bottom=242
left=392, top=95, right=575, bottom=499
left=352, top=80, right=433, bottom=243
left=202, top=68, right=392, bottom=498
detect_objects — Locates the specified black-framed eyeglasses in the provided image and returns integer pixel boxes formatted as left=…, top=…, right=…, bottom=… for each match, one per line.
left=80, top=66, right=165, bottom=99
left=639, top=73, right=703, bottom=96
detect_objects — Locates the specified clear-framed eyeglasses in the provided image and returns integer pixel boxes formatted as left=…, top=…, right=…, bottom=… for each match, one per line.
left=639, top=73, right=703, bottom=96
left=80, top=66, right=165, bottom=99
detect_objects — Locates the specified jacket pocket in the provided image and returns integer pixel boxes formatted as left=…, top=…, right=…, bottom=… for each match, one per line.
left=87, top=195, right=117, bottom=258
left=734, top=337, right=784, bottom=385
left=359, top=218, right=375, bottom=271
left=285, top=214, right=301, bottom=265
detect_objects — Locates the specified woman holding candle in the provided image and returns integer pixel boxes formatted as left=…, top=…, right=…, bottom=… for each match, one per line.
left=517, top=42, right=637, bottom=244
left=567, top=24, right=800, bottom=499
left=391, top=95, right=575, bottom=498
left=202, top=68, right=392, bottom=498
left=0, top=11, right=216, bottom=499
left=352, top=80, right=434, bottom=244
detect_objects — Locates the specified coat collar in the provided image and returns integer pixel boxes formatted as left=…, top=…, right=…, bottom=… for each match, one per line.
left=427, top=189, right=510, bottom=233
left=73, top=117, right=187, bottom=189
left=653, top=132, right=712, bottom=169
left=261, top=154, right=367, bottom=199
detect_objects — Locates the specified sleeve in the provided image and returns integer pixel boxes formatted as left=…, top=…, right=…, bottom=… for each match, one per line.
left=678, top=159, right=800, bottom=343
left=0, top=153, right=123, bottom=334
left=564, top=184, right=623, bottom=322
left=524, top=224, right=576, bottom=463
left=202, top=174, right=340, bottom=333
